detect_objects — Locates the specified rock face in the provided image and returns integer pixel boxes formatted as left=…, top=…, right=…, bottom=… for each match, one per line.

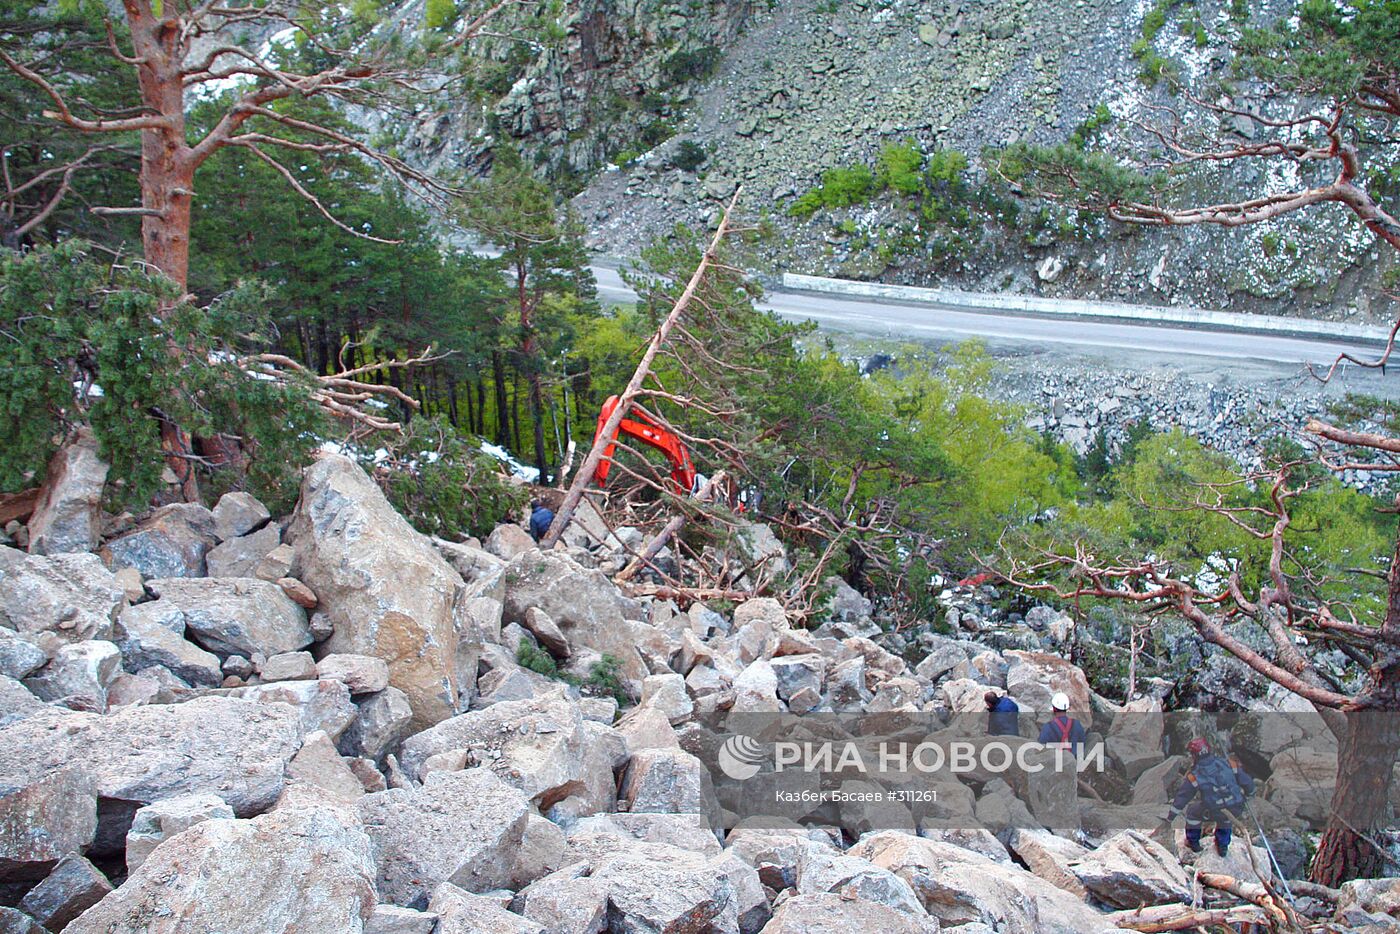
left=27, top=428, right=108, bottom=556
left=144, top=577, right=312, bottom=659
left=124, top=793, right=236, bottom=872
left=101, top=503, right=218, bottom=579
left=761, top=893, right=938, bottom=934
left=67, top=803, right=377, bottom=934
left=0, top=548, right=126, bottom=643
left=288, top=455, right=467, bottom=730
left=358, top=769, right=530, bottom=906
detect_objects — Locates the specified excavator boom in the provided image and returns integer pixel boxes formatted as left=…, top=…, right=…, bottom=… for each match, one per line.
left=592, top=395, right=697, bottom=494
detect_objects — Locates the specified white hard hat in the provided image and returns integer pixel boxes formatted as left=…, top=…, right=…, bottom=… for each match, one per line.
left=1051, top=692, right=1070, bottom=711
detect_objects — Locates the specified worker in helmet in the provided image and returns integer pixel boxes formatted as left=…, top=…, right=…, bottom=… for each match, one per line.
left=1037, top=692, right=1087, bottom=757
left=1166, top=738, right=1254, bottom=856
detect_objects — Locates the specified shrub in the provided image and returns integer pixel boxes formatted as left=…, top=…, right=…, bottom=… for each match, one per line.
left=876, top=140, right=925, bottom=195
left=789, top=164, right=876, bottom=218
left=661, top=46, right=722, bottom=85
left=671, top=140, right=708, bottom=172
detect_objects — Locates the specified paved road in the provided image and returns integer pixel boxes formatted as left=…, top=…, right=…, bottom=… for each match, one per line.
left=591, top=265, right=1384, bottom=368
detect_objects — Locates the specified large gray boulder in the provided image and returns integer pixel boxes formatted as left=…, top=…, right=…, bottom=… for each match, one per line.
left=240, top=678, right=358, bottom=742
left=211, top=492, right=271, bottom=542
left=67, top=802, right=376, bottom=933
left=357, top=769, right=530, bottom=906
left=341, top=686, right=414, bottom=761
left=760, top=893, right=939, bottom=934
left=101, top=503, right=218, bottom=578
left=114, top=601, right=223, bottom=687
left=499, top=551, right=648, bottom=689
left=206, top=524, right=281, bottom=578
left=0, top=629, right=47, bottom=682
left=0, top=768, right=97, bottom=882
left=27, top=428, right=107, bottom=556
left=145, top=577, right=312, bottom=658
left=22, top=640, right=121, bottom=707
left=0, top=548, right=125, bottom=643
left=1068, top=830, right=1190, bottom=909
left=586, top=842, right=742, bottom=933
left=848, top=831, right=1113, bottom=934
left=430, top=883, right=544, bottom=934
left=399, top=689, right=609, bottom=810
left=287, top=455, right=468, bottom=730
left=512, top=864, right=609, bottom=933
left=0, top=697, right=303, bottom=851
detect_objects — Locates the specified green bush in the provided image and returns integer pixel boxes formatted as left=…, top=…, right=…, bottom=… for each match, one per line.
left=876, top=140, right=925, bottom=195
left=370, top=415, right=528, bottom=540
left=516, top=640, right=558, bottom=676
left=661, top=46, right=722, bottom=85
left=789, top=164, right=876, bottom=217
left=671, top=140, right=708, bottom=172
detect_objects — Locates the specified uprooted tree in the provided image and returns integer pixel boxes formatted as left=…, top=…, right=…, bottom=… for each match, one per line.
left=989, top=0, right=1400, bottom=885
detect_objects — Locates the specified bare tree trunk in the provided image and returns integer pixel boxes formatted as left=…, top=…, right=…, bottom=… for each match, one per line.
left=542, top=190, right=740, bottom=547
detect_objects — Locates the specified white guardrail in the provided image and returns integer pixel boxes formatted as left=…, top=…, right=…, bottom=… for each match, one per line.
left=781, top=273, right=1395, bottom=346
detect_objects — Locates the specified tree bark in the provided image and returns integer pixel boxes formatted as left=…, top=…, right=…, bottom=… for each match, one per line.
left=1312, top=703, right=1400, bottom=885
left=492, top=351, right=509, bottom=446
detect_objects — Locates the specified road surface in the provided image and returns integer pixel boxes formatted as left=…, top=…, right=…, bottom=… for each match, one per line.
left=590, top=265, right=1385, bottom=368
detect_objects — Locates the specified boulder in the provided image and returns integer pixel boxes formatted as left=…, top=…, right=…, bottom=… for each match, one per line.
left=240, top=678, right=357, bottom=742
left=124, top=793, right=236, bottom=872
left=282, top=730, right=366, bottom=803
left=115, top=601, right=223, bottom=687
left=0, top=548, right=125, bottom=643
left=365, top=905, right=440, bottom=934
left=640, top=672, right=693, bottom=723
left=0, top=696, right=303, bottom=846
left=277, top=576, right=318, bottom=609
left=0, top=629, right=47, bottom=682
left=914, top=637, right=967, bottom=683
left=1004, top=650, right=1091, bottom=715
left=1105, top=696, right=1163, bottom=780
left=512, top=864, right=609, bottom=933
left=1337, top=877, right=1400, bottom=919
left=1069, top=830, right=1190, bottom=909
left=23, top=640, right=121, bottom=707
left=796, top=851, right=925, bottom=917
left=210, top=491, right=271, bottom=542
left=0, top=768, right=97, bottom=882
left=67, top=802, right=376, bottom=934
left=499, top=551, right=648, bottom=689
left=17, top=855, right=112, bottom=931
left=407, top=690, right=619, bottom=813
left=287, top=455, right=468, bottom=730
left=27, top=428, right=107, bottom=556
left=588, top=842, right=741, bottom=933
left=734, top=521, right=789, bottom=578
left=342, top=686, right=414, bottom=761
left=1007, top=828, right=1089, bottom=898
left=357, top=768, right=530, bottom=906
left=848, top=831, right=1112, bottom=933
left=430, top=882, right=544, bottom=934
left=318, top=653, right=391, bottom=695
left=759, top=893, right=938, bottom=934
left=732, top=659, right=782, bottom=713
left=101, top=503, right=218, bottom=578
left=253, top=543, right=294, bottom=582
left=145, top=577, right=312, bottom=659
left=0, top=908, right=44, bottom=934
left=770, top=654, right=825, bottom=703
left=259, top=649, right=318, bottom=682
left=206, top=524, right=281, bottom=578
left=620, top=747, right=718, bottom=820
left=486, top=524, right=537, bottom=560
left=432, top=538, right=506, bottom=588
left=521, top=606, right=570, bottom=659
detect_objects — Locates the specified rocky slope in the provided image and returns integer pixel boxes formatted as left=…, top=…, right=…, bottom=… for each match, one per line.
left=1, top=451, right=1397, bottom=930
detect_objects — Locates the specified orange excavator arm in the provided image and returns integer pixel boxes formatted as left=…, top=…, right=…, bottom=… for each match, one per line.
left=592, top=395, right=697, bottom=494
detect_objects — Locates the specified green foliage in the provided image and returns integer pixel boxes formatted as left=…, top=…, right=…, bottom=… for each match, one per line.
left=585, top=654, right=629, bottom=705
left=1068, top=103, right=1113, bottom=151
left=0, top=242, right=323, bottom=509
left=671, top=140, right=708, bottom=172
left=875, top=141, right=925, bottom=196
left=661, top=46, right=722, bottom=85
left=516, top=639, right=558, bottom=676
left=789, top=164, right=877, bottom=217
left=424, top=0, right=456, bottom=30
left=371, top=416, right=527, bottom=539
left=989, top=142, right=1157, bottom=212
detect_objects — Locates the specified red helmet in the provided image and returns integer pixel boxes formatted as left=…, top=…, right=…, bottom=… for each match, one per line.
left=1187, top=738, right=1211, bottom=758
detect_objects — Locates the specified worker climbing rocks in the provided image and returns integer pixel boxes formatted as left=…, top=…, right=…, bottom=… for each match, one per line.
left=985, top=690, right=1021, bottom=736
left=1166, top=738, right=1254, bottom=856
